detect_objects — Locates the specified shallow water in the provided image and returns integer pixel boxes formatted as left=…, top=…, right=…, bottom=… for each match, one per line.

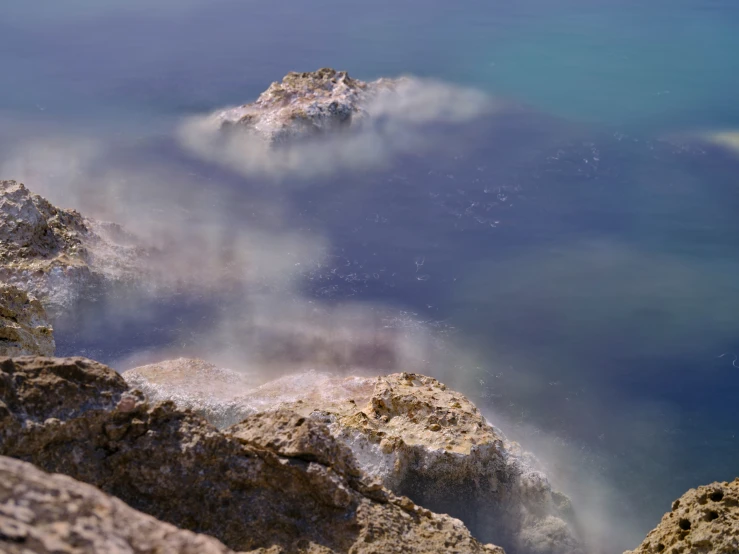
left=3, top=1, right=739, bottom=552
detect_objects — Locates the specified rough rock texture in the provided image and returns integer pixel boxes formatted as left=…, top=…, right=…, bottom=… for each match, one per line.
left=0, top=455, right=235, bottom=554
left=125, top=362, right=583, bottom=554
left=1, top=356, right=503, bottom=554
left=0, top=180, right=148, bottom=317
left=0, top=357, right=127, bottom=429
left=0, top=285, right=54, bottom=356
left=214, top=68, right=402, bottom=143
left=624, top=478, right=739, bottom=554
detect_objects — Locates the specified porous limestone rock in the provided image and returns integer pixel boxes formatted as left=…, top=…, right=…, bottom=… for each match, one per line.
left=0, top=285, right=54, bottom=356
left=214, top=68, right=403, bottom=143
left=125, top=361, right=583, bottom=554
left=0, top=356, right=503, bottom=554
left=0, top=455, right=235, bottom=554
left=624, top=478, right=739, bottom=554
left=0, top=180, right=147, bottom=317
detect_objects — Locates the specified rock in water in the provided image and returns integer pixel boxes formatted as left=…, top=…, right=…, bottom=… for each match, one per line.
left=125, top=362, right=584, bottom=554
left=0, top=285, right=54, bottom=356
left=624, top=479, right=739, bottom=554
left=179, top=68, right=494, bottom=178
left=0, top=356, right=503, bottom=554
left=214, top=68, right=402, bottom=143
left=0, top=180, right=147, bottom=317
left=0, top=455, right=235, bottom=554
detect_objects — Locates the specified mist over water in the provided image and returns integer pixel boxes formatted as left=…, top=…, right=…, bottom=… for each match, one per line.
left=3, top=1, right=739, bottom=552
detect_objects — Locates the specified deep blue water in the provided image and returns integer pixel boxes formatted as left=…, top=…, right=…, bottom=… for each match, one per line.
left=3, top=1, right=739, bottom=552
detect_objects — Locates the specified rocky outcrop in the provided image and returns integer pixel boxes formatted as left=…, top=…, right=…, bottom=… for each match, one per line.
left=214, top=68, right=403, bottom=143
left=624, top=478, right=739, bottom=554
left=0, top=455, right=235, bottom=554
left=125, top=361, right=583, bottom=554
left=0, top=356, right=502, bottom=554
left=0, top=357, right=127, bottom=430
left=0, top=285, right=54, bottom=356
left=178, top=68, right=493, bottom=179
left=0, top=180, right=148, bottom=317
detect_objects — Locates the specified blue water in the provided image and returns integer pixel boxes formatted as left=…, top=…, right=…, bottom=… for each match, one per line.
left=3, top=1, right=739, bottom=552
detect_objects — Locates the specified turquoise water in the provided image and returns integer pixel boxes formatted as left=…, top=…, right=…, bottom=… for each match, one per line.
left=3, top=1, right=739, bottom=552
left=4, top=0, right=739, bottom=130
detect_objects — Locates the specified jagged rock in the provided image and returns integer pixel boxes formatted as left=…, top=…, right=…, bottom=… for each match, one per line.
left=0, top=357, right=128, bottom=430
left=214, top=68, right=403, bottom=143
left=0, top=180, right=148, bottom=317
left=0, top=285, right=54, bottom=356
left=624, top=478, right=739, bottom=554
left=179, top=68, right=493, bottom=179
left=0, top=455, right=235, bottom=554
left=125, top=362, right=583, bottom=554
left=0, top=356, right=503, bottom=554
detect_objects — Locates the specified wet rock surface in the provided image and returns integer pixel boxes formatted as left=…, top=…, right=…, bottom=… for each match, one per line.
left=0, top=455, right=235, bottom=554
left=213, top=67, right=403, bottom=143
left=1, top=356, right=503, bottom=554
left=624, top=478, right=739, bottom=554
left=126, top=361, right=583, bottom=554
left=0, top=180, right=148, bottom=317
left=123, top=358, right=261, bottom=428
left=0, top=285, right=55, bottom=356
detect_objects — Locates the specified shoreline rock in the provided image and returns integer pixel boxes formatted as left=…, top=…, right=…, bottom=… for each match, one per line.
left=624, top=478, right=739, bottom=554
left=0, top=180, right=149, bottom=318
left=0, top=285, right=54, bottom=356
left=1, top=356, right=503, bottom=554
left=125, top=360, right=583, bottom=554
left=0, top=455, right=235, bottom=554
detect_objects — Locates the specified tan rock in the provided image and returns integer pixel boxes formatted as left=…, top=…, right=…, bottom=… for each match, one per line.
left=624, top=478, right=739, bottom=554
left=0, top=180, right=148, bottom=316
left=0, top=455, right=235, bottom=554
left=125, top=361, right=583, bottom=554
left=214, top=68, right=403, bottom=143
left=0, top=285, right=54, bottom=356
left=1, top=356, right=503, bottom=554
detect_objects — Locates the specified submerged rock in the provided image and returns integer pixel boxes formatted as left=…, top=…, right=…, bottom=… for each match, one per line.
left=1, top=356, right=502, bottom=554
left=179, top=68, right=494, bottom=179
left=125, top=361, right=583, bottom=554
left=214, top=68, right=403, bottom=143
left=624, top=478, right=739, bottom=554
left=0, top=285, right=54, bottom=356
left=0, top=455, right=235, bottom=554
left=0, top=180, right=148, bottom=317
